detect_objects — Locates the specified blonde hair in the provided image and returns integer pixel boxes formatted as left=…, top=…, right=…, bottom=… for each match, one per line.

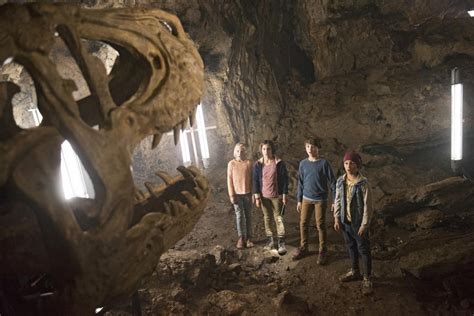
left=233, top=142, right=246, bottom=159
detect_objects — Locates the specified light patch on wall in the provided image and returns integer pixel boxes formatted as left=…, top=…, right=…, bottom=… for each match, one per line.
left=61, top=140, right=92, bottom=199
left=468, top=10, right=474, bottom=17
left=451, top=83, right=463, bottom=161
left=196, top=104, right=210, bottom=163
left=29, top=108, right=95, bottom=199
left=172, top=104, right=216, bottom=169
left=179, top=129, right=191, bottom=166
left=2, top=56, right=13, bottom=66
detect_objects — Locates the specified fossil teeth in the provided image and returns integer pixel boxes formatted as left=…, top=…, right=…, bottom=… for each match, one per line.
left=158, top=183, right=169, bottom=193
left=144, top=182, right=159, bottom=197
left=189, top=109, right=196, bottom=127
left=134, top=189, right=146, bottom=201
left=132, top=213, right=169, bottom=233
left=180, top=120, right=187, bottom=132
left=164, top=202, right=173, bottom=216
left=173, top=125, right=180, bottom=145
left=194, top=187, right=205, bottom=200
left=155, top=170, right=174, bottom=185
left=176, top=166, right=194, bottom=180
left=186, top=166, right=201, bottom=177
left=181, top=191, right=199, bottom=207
left=169, top=200, right=183, bottom=216
left=151, top=133, right=162, bottom=149
left=195, top=176, right=209, bottom=191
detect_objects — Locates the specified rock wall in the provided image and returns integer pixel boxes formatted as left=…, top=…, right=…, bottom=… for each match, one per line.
left=2, top=0, right=474, bottom=199
left=148, top=0, right=474, bottom=203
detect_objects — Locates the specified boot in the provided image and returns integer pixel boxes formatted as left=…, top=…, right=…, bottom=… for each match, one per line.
left=317, top=251, right=328, bottom=265
left=361, top=276, right=373, bottom=295
left=292, top=247, right=308, bottom=260
left=277, top=238, right=287, bottom=255
left=339, top=269, right=362, bottom=282
left=236, top=237, right=244, bottom=249
left=264, top=237, right=274, bottom=250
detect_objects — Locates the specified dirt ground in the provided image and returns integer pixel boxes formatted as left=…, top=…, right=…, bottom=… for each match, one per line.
left=107, top=168, right=443, bottom=315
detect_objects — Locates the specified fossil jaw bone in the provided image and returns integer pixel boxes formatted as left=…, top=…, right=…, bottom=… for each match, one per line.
left=0, top=3, right=207, bottom=314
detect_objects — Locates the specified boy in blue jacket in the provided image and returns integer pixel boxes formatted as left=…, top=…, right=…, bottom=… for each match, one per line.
left=334, top=150, right=374, bottom=295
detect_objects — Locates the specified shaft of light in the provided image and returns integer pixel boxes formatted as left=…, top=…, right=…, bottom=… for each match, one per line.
left=61, top=140, right=90, bottom=199
left=180, top=130, right=191, bottom=164
left=29, top=108, right=90, bottom=199
left=196, top=104, right=210, bottom=160
left=451, top=83, right=463, bottom=161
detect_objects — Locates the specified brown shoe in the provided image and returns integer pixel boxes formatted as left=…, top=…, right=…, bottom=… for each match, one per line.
left=246, top=240, right=254, bottom=248
left=236, top=237, right=244, bottom=249
left=317, top=252, right=328, bottom=265
left=292, top=247, right=308, bottom=260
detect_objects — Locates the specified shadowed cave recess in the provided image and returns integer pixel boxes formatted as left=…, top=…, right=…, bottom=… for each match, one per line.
left=1, top=0, right=474, bottom=315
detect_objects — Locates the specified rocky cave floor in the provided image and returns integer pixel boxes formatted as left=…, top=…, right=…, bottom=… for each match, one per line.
left=108, top=169, right=474, bottom=316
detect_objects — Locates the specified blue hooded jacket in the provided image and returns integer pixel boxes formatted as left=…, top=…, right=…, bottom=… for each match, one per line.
left=252, top=157, right=288, bottom=198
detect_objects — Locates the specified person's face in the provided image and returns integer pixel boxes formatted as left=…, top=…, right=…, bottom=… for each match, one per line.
left=261, top=144, right=273, bottom=159
left=305, top=143, right=319, bottom=157
left=235, top=146, right=247, bottom=160
left=344, top=160, right=359, bottom=174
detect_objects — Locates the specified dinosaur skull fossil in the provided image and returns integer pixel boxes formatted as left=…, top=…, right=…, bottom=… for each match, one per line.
left=0, top=3, right=207, bottom=314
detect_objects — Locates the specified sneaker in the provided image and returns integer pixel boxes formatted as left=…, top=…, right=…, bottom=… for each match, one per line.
left=292, top=247, right=308, bottom=260
left=277, top=238, right=287, bottom=256
left=246, top=240, right=254, bottom=248
left=361, top=277, right=373, bottom=295
left=236, top=237, right=244, bottom=249
left=317, top=252, right=328, bottom=265
left=263, top=237, right=275, bottom=250
left=339, top=270, right=362, bottom=282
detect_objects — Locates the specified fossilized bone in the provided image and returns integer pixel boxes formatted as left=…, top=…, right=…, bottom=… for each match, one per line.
left=0, top=3, right=207, bottom=314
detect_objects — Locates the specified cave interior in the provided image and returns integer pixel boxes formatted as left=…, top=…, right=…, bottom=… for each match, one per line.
left=1, top=0, right=474, bottom=315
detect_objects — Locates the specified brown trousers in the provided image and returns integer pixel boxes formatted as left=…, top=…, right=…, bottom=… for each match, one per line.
left=300, top=199, right=327, bottom=253
left=261, top=197, right=285, bottom=238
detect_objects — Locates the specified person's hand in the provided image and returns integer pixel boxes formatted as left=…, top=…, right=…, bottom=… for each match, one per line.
left=230, top=196, right=236, bottom=204
left=358, top=225, right=366, bottom=237
left=296, top=202, right=302, bottom=213
left=282, top=195, right=287, bottom=205
left=255, top=198, right=261, bottom=208
left=334, top=220, right=341, bottom=232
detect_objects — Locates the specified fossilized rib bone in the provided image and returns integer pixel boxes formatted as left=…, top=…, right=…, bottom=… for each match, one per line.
left=0, top=3, right=206, bottom=314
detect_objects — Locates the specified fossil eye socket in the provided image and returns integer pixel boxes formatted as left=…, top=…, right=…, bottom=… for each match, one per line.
left=159, top=20, right=177, bottom=36
left=152, top=56, right=162, bottom=69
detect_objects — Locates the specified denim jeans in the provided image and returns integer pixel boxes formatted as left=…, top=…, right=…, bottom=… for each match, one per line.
left=233, top=194, right=252, bottom=238
left=341, top=222, right=372, bottom=277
